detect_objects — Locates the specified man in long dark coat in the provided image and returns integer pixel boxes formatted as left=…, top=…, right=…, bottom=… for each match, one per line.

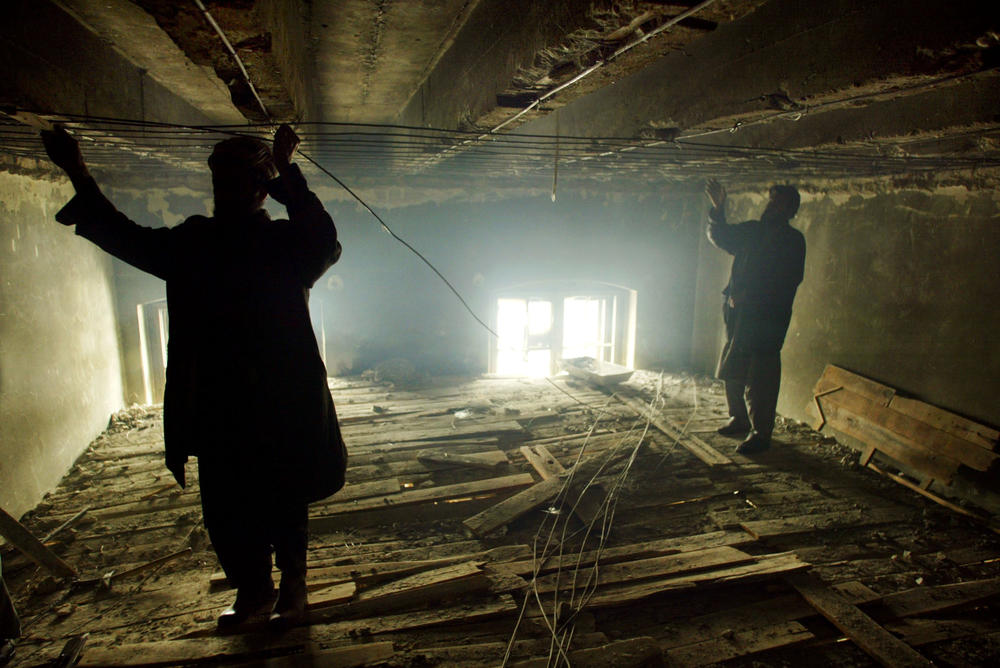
left=705, top=179, right=806, bottom=454
left=42, top=124, right=347, bottom=628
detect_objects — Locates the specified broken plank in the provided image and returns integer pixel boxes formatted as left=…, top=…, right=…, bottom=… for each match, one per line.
left=209, top=545, right=532, bottom=589
left=77, top=632, right=313, bottom=667
left=818, top=393, right=961, bottom=482
left=866, top=462, right=998, bottom=530
left=463, top=478, right=562, bottom=537
left=889, top=395, right=999, bottom=450
left=821, top=388, right=998, bottom=472
left=789, top=572, right=934, bottom=667
left=531, top=545, right=756, bottom=593
left=618, top=394, right=732, bottom=466
left=874, top=576, right=1000, bottom=618
left=577, top=552, right=809, bottom=608
left=0, top=506, right=77, bottom=579
left=740, top=508, right=903, bottom=539
left=313, top=473, right=535, bottom=520
left=814, top=364, right=895, bottom=406
left=666, top=621, right=813, bottom=666
left=519, top=444, right=566, bottom=480
left=504, top=529, right=756, bottom=578
left=416, top=451, right=507, bottom=470
left=508, top=637, right=663, bottom=668
left=223, top=642, right=395, bottom=668
left=309, top=561, right=490, bottom=621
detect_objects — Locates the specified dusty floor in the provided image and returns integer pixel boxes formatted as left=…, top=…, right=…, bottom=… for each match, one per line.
left=3, top=370, right=1000, bottom=666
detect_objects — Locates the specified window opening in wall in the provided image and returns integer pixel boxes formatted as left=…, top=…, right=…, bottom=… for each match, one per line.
left=137, top=298, right=168, bottom=405
left=491, top=282, right=636, bottom=377
left=495, top=298, right=553, bottom=377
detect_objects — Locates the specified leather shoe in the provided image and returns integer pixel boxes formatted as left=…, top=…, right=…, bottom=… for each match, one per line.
left=736, top=433, right=771, bottom=454
left=0, top=640, right=15, bottom=667
left=268, top=577, right=307, bottom=629
left=717, top=418, right=751, bottom=437
left=217, top=584, right=275, bottom=629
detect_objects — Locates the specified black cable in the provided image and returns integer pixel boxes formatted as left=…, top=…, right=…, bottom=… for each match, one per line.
left=296, top=149, right=499, bottom=339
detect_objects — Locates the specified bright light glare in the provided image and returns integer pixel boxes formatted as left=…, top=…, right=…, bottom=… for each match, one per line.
left=563, top=297, right=604, bottom=359
left=527, top=300, right=551, bottom=336
left=496, top=298, right=553, bottom=377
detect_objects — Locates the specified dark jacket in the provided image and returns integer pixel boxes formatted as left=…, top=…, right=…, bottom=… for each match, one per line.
left=55, top=165, right=347, bottom=503
left=707, top=208, right=806, bottom=353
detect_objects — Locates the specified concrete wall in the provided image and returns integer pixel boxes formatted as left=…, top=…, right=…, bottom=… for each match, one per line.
left=0, top=170, right=124, bottom=518
left=691, top=184, right=1000, bottom=429
left=314, top=192, right=701, bottom=376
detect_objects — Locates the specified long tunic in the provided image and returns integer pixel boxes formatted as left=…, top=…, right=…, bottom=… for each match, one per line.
left=707, top=208, right=806, bottom=356
left=55, top=165, right=347, bottom=503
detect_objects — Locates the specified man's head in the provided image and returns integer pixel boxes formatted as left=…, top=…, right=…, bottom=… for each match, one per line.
left=762, top=184, right=800, bottom=222
left=208, top=136, right=277, bottom=217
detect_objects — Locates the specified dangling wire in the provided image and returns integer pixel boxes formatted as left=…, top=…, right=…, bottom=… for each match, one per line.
left=191, top=0, right=499, bottom=340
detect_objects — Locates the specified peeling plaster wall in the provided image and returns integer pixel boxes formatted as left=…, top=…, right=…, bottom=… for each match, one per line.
left=0, top=171, right=123, bottom=518
left=691, top=185, right=1000, bottom=430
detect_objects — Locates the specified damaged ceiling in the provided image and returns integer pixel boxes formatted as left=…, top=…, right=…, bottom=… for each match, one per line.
left=1, top=0, right=999, bottom=194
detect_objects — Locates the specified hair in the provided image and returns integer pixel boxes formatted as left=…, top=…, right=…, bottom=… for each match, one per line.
left=208, top=136, right=277, bottom=185
left=769, top=184, right=800, bottom=218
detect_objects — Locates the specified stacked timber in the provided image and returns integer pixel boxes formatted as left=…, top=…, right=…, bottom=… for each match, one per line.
left=807, top=364, right=999, bottom=515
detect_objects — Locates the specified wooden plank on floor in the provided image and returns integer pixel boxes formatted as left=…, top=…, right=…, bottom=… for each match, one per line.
left=618, top=395, right=732, bottom=466
left=666, top=621, right=813, bottom=666
left=0, top=506, right=77, bottom=578
left=531, top=545, right=756, bottom=593
left=874, top=576, right=1000, bottom=618
left=788, top=572, right=934, bottom=667
left=317, top=561, right=489, bottom=620
left=416, top=451, right=507, bottom=470
left=221, top=642, right=395, bottom=668
left=579, top=552, right=809, bottom=608
left=463, top=478, right=562, bottom=537
left=740, top=508, right=903, bottom=540
left=508, top=637, right=662, bottom=668
left=519, top=444, right=566, bottom=480
left=504, top=529, right=755, bottom=578
left=313, top=473, right=535, bottom=520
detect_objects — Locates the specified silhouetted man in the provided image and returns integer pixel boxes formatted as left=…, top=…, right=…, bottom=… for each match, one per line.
left=705, top=180, right=805, bottom=454
left=42, top=124, right=347, bottom=628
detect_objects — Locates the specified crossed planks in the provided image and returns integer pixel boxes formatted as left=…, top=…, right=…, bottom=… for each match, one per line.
left=809, top=364, right=999, bottom=485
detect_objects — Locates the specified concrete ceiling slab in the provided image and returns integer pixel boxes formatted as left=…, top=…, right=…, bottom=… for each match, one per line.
left=313, top=0, right=482, bottom=123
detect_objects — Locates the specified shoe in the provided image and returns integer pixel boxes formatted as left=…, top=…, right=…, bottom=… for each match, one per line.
left=717, top=418, right=751, bottom=437
left=217, top=584, right=275, bottom=629
left=268, top=577, right=307, bottom=629
left=736, top=433, right=771, bottom=454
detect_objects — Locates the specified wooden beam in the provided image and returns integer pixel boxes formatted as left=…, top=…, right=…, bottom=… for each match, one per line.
left=519, top=445, right=566, bottom=480
left=789, top=573, right=934, bottom=668
left=463, top=478, right=563, bottom=537
left=618, top=395, right=732, bottom=466
left=0, top=506, right=77, bottom=579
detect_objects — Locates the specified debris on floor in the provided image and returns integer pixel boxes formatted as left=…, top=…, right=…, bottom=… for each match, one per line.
left=3, top=370, right=999, bottom=666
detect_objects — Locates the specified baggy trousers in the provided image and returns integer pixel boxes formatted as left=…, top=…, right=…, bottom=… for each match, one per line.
left=198, top=454, right=308, bottom=593
left=717, top=302, right=782, bottom=440
left=722, top=351, right=781, bottom=439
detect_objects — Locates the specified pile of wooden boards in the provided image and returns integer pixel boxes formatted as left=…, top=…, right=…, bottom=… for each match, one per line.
left=807, top=364, right=999, bottom=515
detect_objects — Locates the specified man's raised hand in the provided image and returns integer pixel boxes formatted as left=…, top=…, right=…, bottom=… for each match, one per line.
left=40, top=125, right=88, bottom=178
left=273, top=124, right=300, bottom=172
left=705, top=178, right=726, bottom=211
